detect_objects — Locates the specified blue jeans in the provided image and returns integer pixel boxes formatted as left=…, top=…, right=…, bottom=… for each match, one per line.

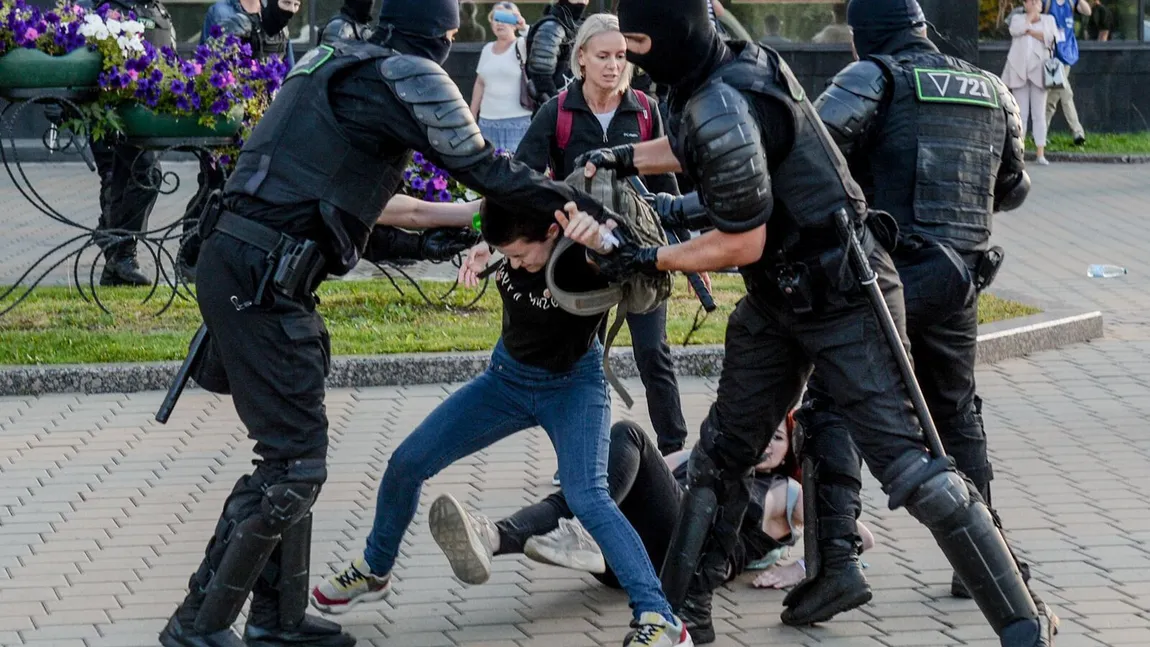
left=478, top=115, right=531, bottom=153
left=363, top=340, right=673, bottom=620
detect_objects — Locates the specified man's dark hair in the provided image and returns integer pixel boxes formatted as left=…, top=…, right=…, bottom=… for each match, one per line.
left=479, top=199, right=555, bottom=246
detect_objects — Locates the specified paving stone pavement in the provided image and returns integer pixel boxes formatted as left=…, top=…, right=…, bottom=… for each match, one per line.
left=2, top=163, right=1150, bottom=646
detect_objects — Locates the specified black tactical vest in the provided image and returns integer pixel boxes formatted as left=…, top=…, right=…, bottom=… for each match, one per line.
left=244, top=9, right=290, bottom=60
left=689, top=43, right=867, bottom=258
left=225, top=41, right=406, bottom=269
left=866, top=51, right=1006, bottom=252
left=108, top=0, right=175, bottom=48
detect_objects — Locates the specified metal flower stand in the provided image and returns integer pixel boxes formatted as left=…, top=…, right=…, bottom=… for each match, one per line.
left=0, top=85, right=231, bottom=318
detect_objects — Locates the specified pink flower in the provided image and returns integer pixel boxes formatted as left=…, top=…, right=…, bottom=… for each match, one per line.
left=191, top=62, right=203, bottom=75
left=22, top=27, right=39, bottom=41
left=430, top=176, right=447, bottom=191
left=71, top=4, right=84, bottom=14
left=127, top=69, right=138, bottom=80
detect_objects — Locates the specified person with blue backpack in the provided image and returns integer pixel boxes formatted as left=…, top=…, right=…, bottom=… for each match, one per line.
left=1044, top=0, right=1091, bottom=146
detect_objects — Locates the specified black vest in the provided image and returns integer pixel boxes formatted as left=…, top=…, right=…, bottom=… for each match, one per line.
left=225, top=41, right=406, bottom=270
left=687, top=43, right=867, bottom=258
left=244, top=9, right=290, bottom=60
left=866, top=51, right=1005, bottom=252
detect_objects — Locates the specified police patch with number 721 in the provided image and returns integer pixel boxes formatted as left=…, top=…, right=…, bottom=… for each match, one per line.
left=913, top=68, right=1000, bottom=109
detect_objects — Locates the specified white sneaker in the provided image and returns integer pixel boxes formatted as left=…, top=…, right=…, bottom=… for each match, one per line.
left=1035, top=155, right=1050, bottom=165
left=625, top=612, right=693, bottom=647
left=524, top=517, right=606, bottom=574
left=310, top=556, right=391, bottom=614
left=429, top=493, right=498, bottom=585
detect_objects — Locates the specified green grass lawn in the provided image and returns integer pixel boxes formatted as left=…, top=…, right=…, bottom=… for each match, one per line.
left=0, top=276, right=1038, bottom=366
left=1028, top=131, right=1150, bottom=154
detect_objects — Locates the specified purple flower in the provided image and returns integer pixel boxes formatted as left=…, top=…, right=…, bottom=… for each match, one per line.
left=170, top=79, right=186, bottom=94
left=240, top=86, right=255, bottom=99
left=410, top=177, right=426, bottom=191
left=210, top=98, right=231, bottom=115
left=412, top=152, right=425, bottom=165
left=402, top=169, right=413, bottom=181
left=209, top=73, right=228, bottom=89
left=437, top=190, right=452, bottom=202
left=209, top=24, right=223, bottom=39
left=44, top=11, right=59, bottom=24
left=175, top=95, right=191, bottom=111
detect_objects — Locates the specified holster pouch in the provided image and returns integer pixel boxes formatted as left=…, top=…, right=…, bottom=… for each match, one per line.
left=774, top=262, right=815, bottom=315
left=197, top=191, right=225, bottom=241
left=273, top=239, right=324, bottom=300
left=974, top=246, right=1005, bottom=292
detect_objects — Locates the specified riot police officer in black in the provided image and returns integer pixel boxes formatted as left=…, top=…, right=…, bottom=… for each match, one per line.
left=157, top=1, right=602, bottom=645
left=524, top=0, right=587, bottom=105
left=83, top=0, right=175, bottom=286
left=570, top=0, right=1055, bottom=645
left=787, top=0, right=1035, bottom=625
left=317, top=0, right=373, bottom=45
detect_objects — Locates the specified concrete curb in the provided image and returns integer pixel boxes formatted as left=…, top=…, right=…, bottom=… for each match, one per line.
left=0, top=298, right=1104, bottom=397
left=1024, top=151, right=1150, bottom=164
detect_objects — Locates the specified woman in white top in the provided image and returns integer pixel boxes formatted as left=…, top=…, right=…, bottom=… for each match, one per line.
left=1002, top=0, right=1062, bottom=164
left=470, top=1, right=533, bottom=152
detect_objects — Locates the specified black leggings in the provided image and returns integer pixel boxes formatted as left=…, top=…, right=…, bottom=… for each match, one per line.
left=495, top=420, right=684, bottom=588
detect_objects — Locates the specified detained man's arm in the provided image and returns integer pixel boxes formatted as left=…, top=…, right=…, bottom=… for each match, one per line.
left=376, top=195, right=480, bottom=229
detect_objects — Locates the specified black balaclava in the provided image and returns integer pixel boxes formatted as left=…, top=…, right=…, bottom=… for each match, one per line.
left=617, top=0, right=729, bottom=92
left=344, top=0, right=373, bottom=25
left=554, top=0, right=586, bottom=26
left=371, top=0, right=460, bottom=65
left=847, top=0, right=937, bottom=58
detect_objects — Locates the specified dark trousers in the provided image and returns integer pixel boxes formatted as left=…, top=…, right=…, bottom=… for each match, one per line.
left=625, top=304, right=689, bottom=454
left=195, top=232, right=332, bottom=461
left=90, top=137, right=160, bottom=259
left=496, top=421, right=684, bottom=589
left=707, top=245, right=922, bottom=480
left=899, top=249, right=990, bottom=488
left=180, top=231, right=333, bottom=626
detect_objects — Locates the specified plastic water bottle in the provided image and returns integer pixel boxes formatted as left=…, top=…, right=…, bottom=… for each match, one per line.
left=1086, top=264, right=1127, bottom=278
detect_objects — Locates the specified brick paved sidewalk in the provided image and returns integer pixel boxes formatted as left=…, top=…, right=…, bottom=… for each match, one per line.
left=2, top=163, right=1150, bottom=646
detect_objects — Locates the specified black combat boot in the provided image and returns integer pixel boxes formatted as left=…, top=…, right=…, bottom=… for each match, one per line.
left=678, top=587, right=715, bottom=645
left=242, top=614, right=355, bottom=647
left=780, top=537, right=872, bottom=626
left=159, top=591, right=245, bottom=647
left=100, top=251, right=151, bottom=286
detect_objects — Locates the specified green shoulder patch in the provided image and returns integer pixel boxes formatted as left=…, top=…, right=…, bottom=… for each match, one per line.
left=913, top=68, right=1000, bottom=109
left=287, top=45, right=335, bottom=80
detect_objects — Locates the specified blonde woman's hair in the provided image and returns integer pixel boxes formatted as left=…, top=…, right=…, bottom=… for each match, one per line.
left=570, top=13, right=634, bottom=92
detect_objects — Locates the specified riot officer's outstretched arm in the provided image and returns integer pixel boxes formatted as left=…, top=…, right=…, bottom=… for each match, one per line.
left=377, top=55, right=603, bottom=223
left=813, top=60, right=887, bottom=158
left=526, top=20, right=564, bottom=101
left=988, top=73, right=1030, bottom=212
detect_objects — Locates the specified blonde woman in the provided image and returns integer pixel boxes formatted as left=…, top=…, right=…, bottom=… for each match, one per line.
left=471, top=1, right=533, bottom=151
left=516, top=12, right=690, bottom=474
left=1003, top=0, right=1062, bottom=164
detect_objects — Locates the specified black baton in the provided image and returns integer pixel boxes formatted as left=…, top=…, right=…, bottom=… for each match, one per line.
left=834, top=209, right=946, bottom=459
left=156, top=324, right=209, bottom=424
left=625, top=177, right=717, bottom=313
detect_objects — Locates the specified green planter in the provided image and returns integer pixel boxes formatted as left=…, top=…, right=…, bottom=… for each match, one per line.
left=118, top=104, right=242, bottom=139
left=0, top=47, right=102, bottom=90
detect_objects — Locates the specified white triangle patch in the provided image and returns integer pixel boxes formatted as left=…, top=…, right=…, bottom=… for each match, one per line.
left=928, top=72, right=951, bottom=96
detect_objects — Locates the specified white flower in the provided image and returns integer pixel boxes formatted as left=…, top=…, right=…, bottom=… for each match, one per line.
left=106, top=18, right=122, bottom=35
left=121, top=20, right=144, bottom=35
left=83, top=14, right=102, bottom=26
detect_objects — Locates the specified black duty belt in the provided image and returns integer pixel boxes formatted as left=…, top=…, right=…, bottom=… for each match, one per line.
left=212, top=211, right=327, bottom=303
left=215, top=211, right=294, bottom=254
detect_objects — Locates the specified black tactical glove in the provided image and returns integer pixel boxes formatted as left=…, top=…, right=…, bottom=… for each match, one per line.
left=419, top=227, right=481, bottom=262
left=588, top=240, right=661, bottom=283
left=575, top=144, right=638, bottom=178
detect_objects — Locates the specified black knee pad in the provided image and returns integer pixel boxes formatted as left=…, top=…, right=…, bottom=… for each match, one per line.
left=261, top=459, right=326, bottom=532
left=880, top=450, right=951, bottom=510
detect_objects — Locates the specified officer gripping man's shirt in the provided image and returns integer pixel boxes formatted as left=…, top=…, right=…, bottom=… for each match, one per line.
left=158, top=0, right=610, bottom=645
left=788, top=0, right=1034, bottom=625
left=562, top=0, right=1056, bottom=645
